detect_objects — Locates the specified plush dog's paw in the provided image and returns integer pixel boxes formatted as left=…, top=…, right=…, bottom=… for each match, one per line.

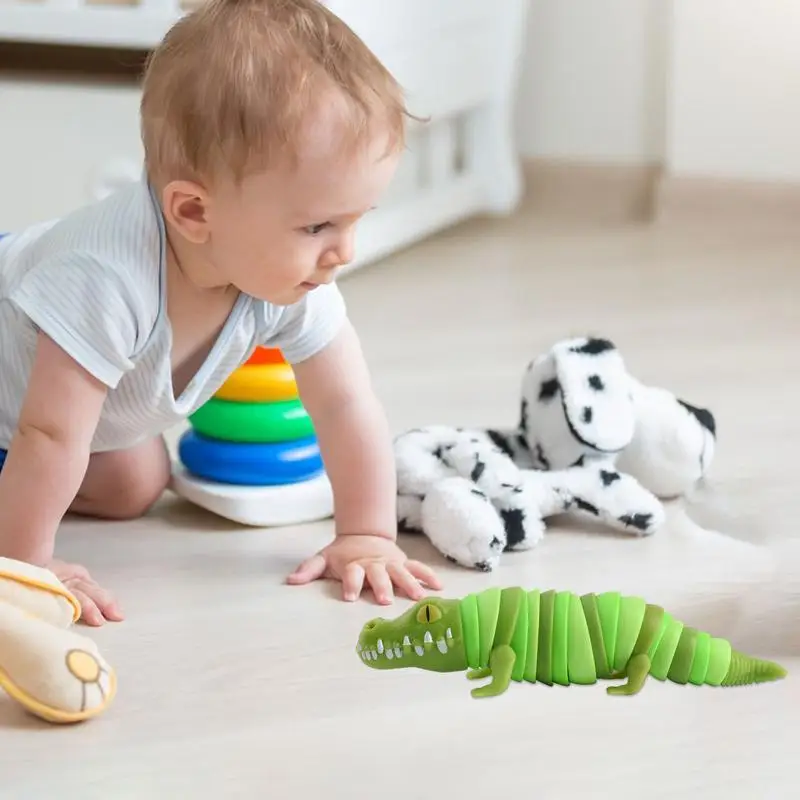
left=555, top=461, right=665, bottom=536
left=420, top=478, right=507, bottom=571
left=394, top=426, right=460, bottom=497
left=617, top=381, right=717, bottom=498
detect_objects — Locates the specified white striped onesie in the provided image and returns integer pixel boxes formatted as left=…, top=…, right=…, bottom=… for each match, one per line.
left=0, top=177, right=347, bottom=455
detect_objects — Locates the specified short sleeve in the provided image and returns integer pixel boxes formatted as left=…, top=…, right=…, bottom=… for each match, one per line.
left=260, top=282, right=347, bottom=364
left=9, top=252, right=143, bottom=388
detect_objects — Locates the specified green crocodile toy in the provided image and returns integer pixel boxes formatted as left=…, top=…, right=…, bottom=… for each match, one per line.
left=355, top=587, right=788, bottom=698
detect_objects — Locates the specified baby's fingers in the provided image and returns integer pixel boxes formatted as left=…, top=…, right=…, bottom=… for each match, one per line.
left=71, top=586, right=105, bottom=627
left=387, top=563, right=427, bottom=601
left=342, top=563, right=365, bottom=602
left=405, top=559, right=443, bottom=591
left=366, top=562, right=394, bottom=605
left=72, top=580, right=124, bottom=625
left=286, top=553, right=327, bottom=585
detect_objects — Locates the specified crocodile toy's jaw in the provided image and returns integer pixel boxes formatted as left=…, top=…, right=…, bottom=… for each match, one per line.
left=357, top=597, right=467, bottom=673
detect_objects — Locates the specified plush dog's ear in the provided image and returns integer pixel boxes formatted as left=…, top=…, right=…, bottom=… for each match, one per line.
left=615, top=381, right=716, bottom=498
left=521, top=336, right=635, bottom=469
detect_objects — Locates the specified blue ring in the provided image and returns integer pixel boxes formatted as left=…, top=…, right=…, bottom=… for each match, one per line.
left=178, top=430, right=324, bottom=486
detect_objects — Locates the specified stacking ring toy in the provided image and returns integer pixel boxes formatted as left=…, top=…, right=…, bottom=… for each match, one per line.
left=178, top=430, right=324, bottom=485
left=189, top=397, right=314, bottom=443
left=246, top=347, right=285, bottom=366
left=170, top=464, right=334, bottom=527
left=214, top=363, right=298, bottom=403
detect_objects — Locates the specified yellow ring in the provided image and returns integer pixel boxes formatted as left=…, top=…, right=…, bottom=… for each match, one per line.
left=215, top=363, right=298, bottom=403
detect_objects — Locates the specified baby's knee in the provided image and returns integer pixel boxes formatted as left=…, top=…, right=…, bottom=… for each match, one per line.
left=75, top=438, right=171, bottom=521
left=110, top=466, right=170, bottom=520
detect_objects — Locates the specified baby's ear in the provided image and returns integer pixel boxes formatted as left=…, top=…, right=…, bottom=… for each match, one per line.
left=160, top=179, right=212, bottom=244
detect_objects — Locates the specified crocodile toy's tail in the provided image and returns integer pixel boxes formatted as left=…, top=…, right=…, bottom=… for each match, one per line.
left=721, top=651, right=786, bottom=686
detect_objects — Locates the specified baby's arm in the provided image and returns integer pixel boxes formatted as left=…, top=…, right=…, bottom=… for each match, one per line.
left=288, top=320, right=441, bottom=602
left=292, top=319, right=396, bottom=539
left=0, top=332, right=108, bottom=565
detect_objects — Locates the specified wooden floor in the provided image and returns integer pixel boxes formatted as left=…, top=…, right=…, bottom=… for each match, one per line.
left=2, top=199, right=799, bottom=799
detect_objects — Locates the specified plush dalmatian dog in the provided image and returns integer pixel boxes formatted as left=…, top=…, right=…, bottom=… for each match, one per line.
left=394, top=336, right=717, bottom=570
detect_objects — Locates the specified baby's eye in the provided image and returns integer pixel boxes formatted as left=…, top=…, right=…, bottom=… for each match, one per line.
left=304, top=222, right=329, bottom=235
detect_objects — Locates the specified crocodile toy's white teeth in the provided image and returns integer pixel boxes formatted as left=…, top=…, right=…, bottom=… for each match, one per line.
left=361, top=622, right=461, bottom=666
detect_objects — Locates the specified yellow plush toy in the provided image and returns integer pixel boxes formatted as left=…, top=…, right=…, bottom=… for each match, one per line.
left=0, top=557, right=116, bottom=724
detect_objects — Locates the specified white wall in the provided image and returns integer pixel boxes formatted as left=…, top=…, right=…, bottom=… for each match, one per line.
left=514, top=0, right=666, bottom=165
left=514, top=0, right=800, bottom=185
left=665, top=0, right=800, bottom=183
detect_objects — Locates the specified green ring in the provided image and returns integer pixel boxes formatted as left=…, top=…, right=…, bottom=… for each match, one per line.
left=189, top=397, right=314, bottom=443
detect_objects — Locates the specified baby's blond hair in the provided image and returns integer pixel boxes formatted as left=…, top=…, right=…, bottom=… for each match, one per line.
left=140, top=0, right=410, bottom=186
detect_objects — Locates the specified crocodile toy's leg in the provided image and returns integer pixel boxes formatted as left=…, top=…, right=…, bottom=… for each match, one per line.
left=604, top=600, right=664, bottom=697
left=466, top=587, right=524, bottom=698
left=467, top=645, right=516, bottom=698
left=606, top=653, right=651, bottom=696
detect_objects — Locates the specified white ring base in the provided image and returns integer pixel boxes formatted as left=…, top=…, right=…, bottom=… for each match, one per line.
left=170, top=464, right=334, bottom=527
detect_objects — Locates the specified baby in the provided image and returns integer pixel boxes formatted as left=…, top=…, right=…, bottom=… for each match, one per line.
left=0, top=0, right=441, bottom=625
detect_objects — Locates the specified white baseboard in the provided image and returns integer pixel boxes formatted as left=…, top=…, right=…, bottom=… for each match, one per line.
left=519, top=159, right=800, bottom=231
left=520, top=158, right=661, bottom=223
left=655, top=174, right=800, bottom=231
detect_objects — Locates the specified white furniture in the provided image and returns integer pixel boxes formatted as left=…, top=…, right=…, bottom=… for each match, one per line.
left=0, top=0, right=529, bottom=272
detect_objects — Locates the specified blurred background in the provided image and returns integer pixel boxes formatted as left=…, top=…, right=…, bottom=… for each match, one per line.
left=2, top=0, right=798, bottom=241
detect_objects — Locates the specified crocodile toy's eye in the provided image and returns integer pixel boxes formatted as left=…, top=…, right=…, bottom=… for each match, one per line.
left=416, top=603, right=442, bottom=624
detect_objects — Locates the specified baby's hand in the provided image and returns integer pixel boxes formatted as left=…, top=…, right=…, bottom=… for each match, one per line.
left=49, top=559, right=124, bottom=626
left=287, top=534, right=442, bottom=604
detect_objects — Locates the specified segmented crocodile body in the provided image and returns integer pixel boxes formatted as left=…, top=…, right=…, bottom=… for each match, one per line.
left=356, top=586, right=787, bottom=697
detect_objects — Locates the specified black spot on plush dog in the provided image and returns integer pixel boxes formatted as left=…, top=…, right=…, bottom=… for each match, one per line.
left=619, top=513, right=653, bottom=531
left=600, top=469, right=621, bottom=487
left=501, top=508, right=527, bottom=548
left=678, top=399, right=717, bottom=436
left=574, top=497, right=600, bottom=516
left=538, top=378, right=560, bottom=401
left=588, top=374, right=604, bottom=391
left=570, top=338, right=615, bottom=356
left=519, top=398, right=530, bottom=432
left=485, top=430, right=515, bottom=458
